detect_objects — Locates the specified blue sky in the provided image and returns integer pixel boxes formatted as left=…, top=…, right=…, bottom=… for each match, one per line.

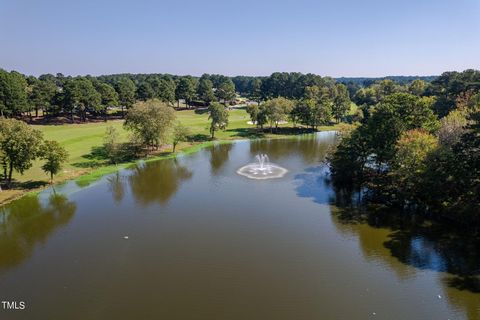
left=1, top=0, right=479, bottom=77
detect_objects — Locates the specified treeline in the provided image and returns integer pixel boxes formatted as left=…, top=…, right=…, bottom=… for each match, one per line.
left=330, top=69, right=480, bottom=227
left=0, top=70, right=238, bottom=122
left=1, top=68, right=443, bottom=123
left=336, top=75, right=437, bottom=86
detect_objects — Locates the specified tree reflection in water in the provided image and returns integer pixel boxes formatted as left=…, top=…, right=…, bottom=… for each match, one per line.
left=0, top=193, right=76, bottom=272
left=209, top=143, right=233, bottom=175
left=128, top=158, right=192, bottom=206
left=294, top=164, right=480, bottom=320
left=249, top=133, right=335, bottom=164
left=107, top=172, right=125, bottom=204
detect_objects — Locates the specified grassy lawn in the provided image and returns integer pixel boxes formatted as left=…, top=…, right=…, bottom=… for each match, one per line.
left=0, top=107, right=346, bottom=203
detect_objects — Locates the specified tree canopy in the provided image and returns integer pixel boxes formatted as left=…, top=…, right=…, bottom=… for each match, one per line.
left=124, top=99, right=176, bottom=150
left=208, top=102, right=229, bottom=139
left=0, top=118, right=43, bottom=185
left=40, top=140, right=69, bottom=182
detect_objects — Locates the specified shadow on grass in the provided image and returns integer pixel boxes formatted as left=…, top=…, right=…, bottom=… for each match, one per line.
left=226, top=127, right=316, bottom=139
left=194, top=108, right=209, bottom=115
left=232, top=105, right=247, bottom=110
left=72, top=144, right=140, bottom=169
left=9, top=180, right=49, bottom=190
left=226, top=128, right=265, bottom=139
left=267, top=127, right=317, bottom=135
left=187, top=134, right=211, bottom=142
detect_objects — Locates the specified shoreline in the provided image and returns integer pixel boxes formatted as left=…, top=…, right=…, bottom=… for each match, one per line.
left=0, top=129, right=341, bottom=207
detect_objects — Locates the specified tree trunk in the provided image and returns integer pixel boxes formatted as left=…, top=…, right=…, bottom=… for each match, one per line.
left=173, top=143, right=177, bottom=153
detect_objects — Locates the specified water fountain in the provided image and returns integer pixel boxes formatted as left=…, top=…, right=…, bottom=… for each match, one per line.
left=237, top=154, right=288, bottom=179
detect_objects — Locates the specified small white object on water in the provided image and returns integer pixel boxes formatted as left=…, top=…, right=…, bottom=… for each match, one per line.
left=437, top=295, right=442, bottom=299
left=372, top=312, right=376, bottom=316
left=124, top=236, right=129, bottom=240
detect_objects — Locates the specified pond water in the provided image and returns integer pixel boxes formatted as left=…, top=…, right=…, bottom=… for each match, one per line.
left=0, top=132, right=479, bottom=320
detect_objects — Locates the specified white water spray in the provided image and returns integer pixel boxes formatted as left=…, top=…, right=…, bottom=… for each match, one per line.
left=237, top=154, right=287, bottom=180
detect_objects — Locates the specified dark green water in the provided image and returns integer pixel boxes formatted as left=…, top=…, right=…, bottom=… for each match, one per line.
left=0, top=132, right=478, bottom=320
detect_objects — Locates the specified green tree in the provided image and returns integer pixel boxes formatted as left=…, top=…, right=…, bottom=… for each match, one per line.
left=256, top=105, right=268, bottom=129
left=157, top=78, right=176, bottom=105
left=332, top=83, right=351, bottom=122
left=95, top=82, right=119, bottom=121
left=437, top=109, right=468, bottom=146
left=262, top=97, right=294, bottom=132
left=330, top=128, right=369, bottom=186
left=29, top=78, right=57, bottom=117
left=300, top=86, right=333, bottom=129
left=392, top=129, right=438, bottom=203
left=331, top=93, right=440, bottom=194
left=364, top=93, right=438, bottom=164
left=103, top=126, right=121, bottom=164
left=295, top=97, right=332, bottom=130
left=146, top=76, right=163, bottom=99
left=408, top=79, right=428, bottom=96
left=0, top=70, right=28, bottom=117
left=353, top=87, right=378, bottom=106
left=136, top=82, right=155, bottom=101
left=172, top=122, right=190, bottom=152
left=0, top=118, right=43, bottom=185
left=429, top=69, right=480, bottom=117
left=215, top=78, right=236, bottom=105
left=246, top=104, right=259, bottom=126
left=63, top=78, right=101, bottom=122
left=40, top=140, right=68, bottom=182
left=312, top=97, right=333, bottom=129
left=197, top=78, right=216, bottom=105
left=250, top=78, right=263, bottom=103
left=293, top=99, right=314, bottom=129
left=124, top=99, right=176, bottom=151
left=175, top=77, right=196, bottom=108
left=208, top=102, right=229, bottom=139
left=419, top=110, right=480, bottom=219
left=115, top=77, right=136, bottom=117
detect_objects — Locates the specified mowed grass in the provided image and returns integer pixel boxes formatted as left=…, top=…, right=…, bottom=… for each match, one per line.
left=1, top=107, right=345, bottom=203
left=3, top=108, right=252, bottom=189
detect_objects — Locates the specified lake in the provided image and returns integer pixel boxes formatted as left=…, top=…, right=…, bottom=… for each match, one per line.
left=0, top=132, right=478, bottom=320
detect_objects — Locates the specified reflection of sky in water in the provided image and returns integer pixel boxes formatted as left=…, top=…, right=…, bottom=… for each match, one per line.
left=294, top=165, right=334, bottom=205
left=1, top=134, right=478, bottom=320
left=409, top=237, right=447, bottom=272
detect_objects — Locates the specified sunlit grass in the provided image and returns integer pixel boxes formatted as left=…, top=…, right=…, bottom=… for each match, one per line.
left=0, top=107, right=347, bottom=203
